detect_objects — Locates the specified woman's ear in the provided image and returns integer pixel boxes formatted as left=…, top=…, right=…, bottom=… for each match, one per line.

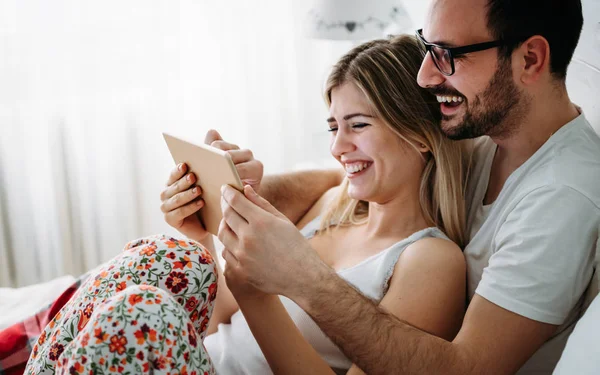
left=417, top=142, right=430, bottom=153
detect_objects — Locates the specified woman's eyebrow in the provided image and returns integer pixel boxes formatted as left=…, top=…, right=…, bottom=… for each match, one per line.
left=327, top=113, right=374, bottom=122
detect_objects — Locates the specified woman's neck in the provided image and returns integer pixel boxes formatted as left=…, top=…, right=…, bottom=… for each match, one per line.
left=363, top=187, right=429, bottom=241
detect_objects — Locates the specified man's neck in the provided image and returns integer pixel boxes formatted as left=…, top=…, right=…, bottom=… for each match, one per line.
left=484, top=92, right=579, bottom=205
left=491, top=94, right=579, bottom=168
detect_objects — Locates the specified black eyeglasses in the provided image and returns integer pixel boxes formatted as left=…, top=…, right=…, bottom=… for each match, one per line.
left=415, top=29, right=508, bottom=76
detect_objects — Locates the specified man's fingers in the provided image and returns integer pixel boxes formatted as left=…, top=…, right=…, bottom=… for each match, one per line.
left=165, top=163, right=187, bottom=187
left=204, top=129, right=223, bottom=145
left=221, top=185, right=259, bottom=221
left=243, top=185, right=284, bottom=218
left=217, top=218, right=237, bottom=249
left=227, top=149, right=253, bottom=164
left=221, top=196, right=248, bottom=235
left=164, top=200, right=204, bottom=228
left=211, top=140, right=240, bottom=152
left=235, top=160, right=264, bottom=183
left=222, top=247, right=238, bottom=266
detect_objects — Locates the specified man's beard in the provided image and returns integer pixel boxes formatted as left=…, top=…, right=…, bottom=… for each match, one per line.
left=441, top=59, right=530, bottom=140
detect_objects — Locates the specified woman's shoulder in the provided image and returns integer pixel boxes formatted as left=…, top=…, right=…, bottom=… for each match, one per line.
left=397, top=235, right=465, bottom=274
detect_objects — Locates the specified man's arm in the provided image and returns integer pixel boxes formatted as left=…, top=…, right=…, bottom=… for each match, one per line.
left=259, top=170, right=343, bottom=224
left=295, top=269, right=556, bottom=375
left=218, top=185, right=595, bottom=374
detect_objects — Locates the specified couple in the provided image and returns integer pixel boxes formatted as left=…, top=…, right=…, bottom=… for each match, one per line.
left=26, top=0, right=600, bottom=373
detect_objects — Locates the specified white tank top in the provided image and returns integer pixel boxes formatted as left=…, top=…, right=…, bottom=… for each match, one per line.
left=204, top=218, right=450, bottom=374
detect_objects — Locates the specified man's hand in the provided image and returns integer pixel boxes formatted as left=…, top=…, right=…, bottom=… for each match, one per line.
left=206, top=129, right=264, bottom=192
left=160, top=129, right=264, bottom=241
left=218, top=185, right=328, bottom=297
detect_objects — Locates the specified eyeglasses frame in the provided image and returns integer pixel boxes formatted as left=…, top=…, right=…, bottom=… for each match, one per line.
left=415, top=29, right=509, bottom=76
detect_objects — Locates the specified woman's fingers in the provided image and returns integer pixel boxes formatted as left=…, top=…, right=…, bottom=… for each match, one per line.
left=165, top=163, right=187, bottom=187
left=161, top=184, right=203, bottom=213
left=163, top=199, right=205, bottom=228
left=160, top=171, right=200, bottom=203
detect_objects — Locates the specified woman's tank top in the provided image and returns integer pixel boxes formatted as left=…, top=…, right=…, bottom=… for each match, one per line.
left=204, top=217, right=450, bottom=374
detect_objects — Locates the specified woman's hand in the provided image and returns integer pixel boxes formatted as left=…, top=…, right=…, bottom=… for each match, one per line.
left=160, top=130, right=264, bottom=242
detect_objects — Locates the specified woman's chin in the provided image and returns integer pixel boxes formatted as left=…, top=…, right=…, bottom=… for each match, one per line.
left=347, top=187, right=370, bottom=202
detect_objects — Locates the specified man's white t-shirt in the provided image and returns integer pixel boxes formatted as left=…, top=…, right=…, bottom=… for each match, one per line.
left=553, top=294, right=600, bottom=374
left=464, top=113, right=600, bottom=374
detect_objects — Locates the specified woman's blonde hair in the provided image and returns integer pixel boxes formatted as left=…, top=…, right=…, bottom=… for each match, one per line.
left=320, top=35, right=468, bottom=248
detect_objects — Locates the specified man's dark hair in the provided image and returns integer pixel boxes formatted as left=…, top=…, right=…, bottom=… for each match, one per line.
left=486, top=0, right=583, bottom=80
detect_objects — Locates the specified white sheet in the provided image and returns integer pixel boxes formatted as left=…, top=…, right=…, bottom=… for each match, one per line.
left=0, top=275, right=76, bottom=330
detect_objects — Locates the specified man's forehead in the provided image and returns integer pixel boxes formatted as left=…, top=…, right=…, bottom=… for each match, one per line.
left=424, top=0, right=492, bottom=45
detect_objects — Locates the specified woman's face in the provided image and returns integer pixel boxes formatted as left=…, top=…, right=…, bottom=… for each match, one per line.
left=328, top=82, right=428, bottom=203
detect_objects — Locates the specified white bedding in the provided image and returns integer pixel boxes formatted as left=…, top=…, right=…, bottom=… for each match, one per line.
left=0, top=275, right=76, bottom=330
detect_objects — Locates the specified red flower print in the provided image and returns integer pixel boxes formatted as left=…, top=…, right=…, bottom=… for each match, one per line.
left=152, top=356, right=169, bottom=370
left=173, top=256, right=192, bottom=270
left=199, top=317, right=209, bottom=335
left=116, top=281, right=127, bottom=292
left=190, top=309, right=199, bottom=322
left=80, top=332, right=90, bottom=347
left=38, top=331, right=46, bottom=345
left=199, top=307, right=208, bottom=318
left=139, top=284, right=155, bottom=291
left=166, top=252, right=176, bottom=259
left=208, top=282, right=217, bottom=302
left=94, top=327, right=109, bottom=344
left=136, top=351, right=144, bottom=361
left=68, top=362, right=84, bottom=374
left=134, top=323, right=158, bottom=344
left=165, top=272, right=189, bottom=294
left=48, top=342, right=65, bottom=361
left=108, top=334, right=128, bottom=355
left=183, top=351, right=190, bottom=362
left=140, top=244, right=157, bottom=256
left=83, top=303, right=94, bottom=318
left=128, top=293, right=144, bottom=306
left=198, top=252, right=213, bottom=265
left=185, top=296, right=199, bottom=312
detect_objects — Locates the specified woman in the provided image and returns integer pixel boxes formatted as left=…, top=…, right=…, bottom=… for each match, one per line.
left=25, top=35, right=468, bottom=375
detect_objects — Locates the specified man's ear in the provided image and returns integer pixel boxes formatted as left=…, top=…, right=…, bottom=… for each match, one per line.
left=514, top=35, right=550, bottom=85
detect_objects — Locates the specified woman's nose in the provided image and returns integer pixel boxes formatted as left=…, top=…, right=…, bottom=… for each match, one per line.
left=330, top=128, right=356, bottom=157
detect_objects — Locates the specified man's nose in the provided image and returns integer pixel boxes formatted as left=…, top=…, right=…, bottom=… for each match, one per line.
left=417, top=52, right=445, bottom=89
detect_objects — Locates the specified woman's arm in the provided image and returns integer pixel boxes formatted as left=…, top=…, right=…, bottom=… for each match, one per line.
left=199, top=235, right=240, bottom=335
left=233, top=236, right=466, bottom=375
left=236, top=292, right=336, bottom=375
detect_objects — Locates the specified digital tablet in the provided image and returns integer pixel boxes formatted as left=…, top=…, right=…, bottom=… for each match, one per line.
left=162, top=133, right=244, bottom=235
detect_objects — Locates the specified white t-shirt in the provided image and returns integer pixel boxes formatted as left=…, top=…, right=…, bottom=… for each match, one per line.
left=464, top=113, right=600, bottom=374
left=553, top=295, right=600, bottom=374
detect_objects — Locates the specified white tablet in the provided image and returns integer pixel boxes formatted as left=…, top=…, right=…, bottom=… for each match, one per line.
left=163, top=133, right=243, bottom=235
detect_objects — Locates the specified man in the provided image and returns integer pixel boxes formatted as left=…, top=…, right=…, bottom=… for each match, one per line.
left=212, top=0, right=600, bottom=373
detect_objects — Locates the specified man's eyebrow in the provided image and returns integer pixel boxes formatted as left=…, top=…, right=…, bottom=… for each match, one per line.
left=326, top=113, right=375, bottom=123
left=422, top=31, right=458, bottom=48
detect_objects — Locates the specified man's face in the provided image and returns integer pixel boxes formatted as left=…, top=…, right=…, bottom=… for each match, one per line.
left=417, top=0, right=528, bottom=140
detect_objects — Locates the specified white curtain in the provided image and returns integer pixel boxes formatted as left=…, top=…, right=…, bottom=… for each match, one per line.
left=0, top=0, right=364, bottom=287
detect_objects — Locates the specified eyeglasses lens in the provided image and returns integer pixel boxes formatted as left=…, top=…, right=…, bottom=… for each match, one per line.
left=431, top=46, right=452, bottom=75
